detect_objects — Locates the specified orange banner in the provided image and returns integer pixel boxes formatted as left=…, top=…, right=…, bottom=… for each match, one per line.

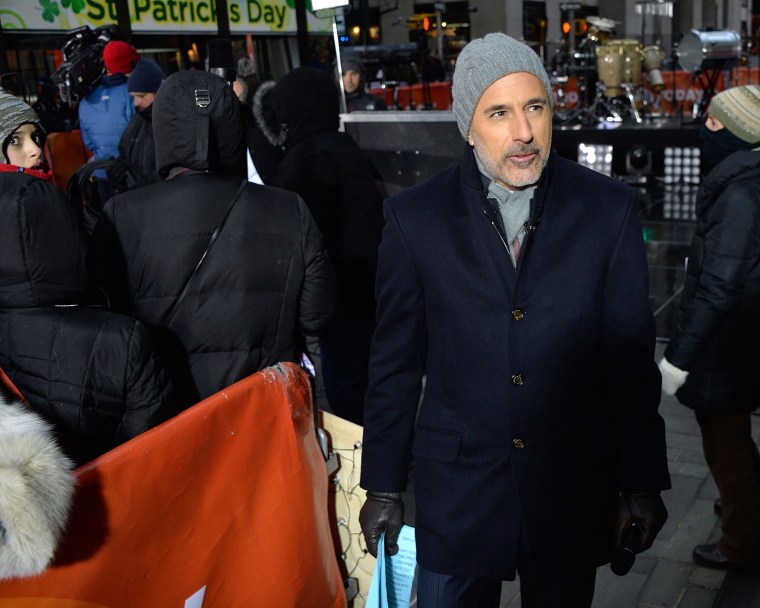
left=0, top=363, right=346, bottom=608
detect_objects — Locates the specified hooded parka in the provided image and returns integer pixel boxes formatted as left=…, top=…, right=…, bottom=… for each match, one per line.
left=0, top=169, right=178, bottom=464
left=93, top=70, right=337, bottom=408
left=259, top=66, right=384, bottom=314
left=665, top=149, right=760, bottom=412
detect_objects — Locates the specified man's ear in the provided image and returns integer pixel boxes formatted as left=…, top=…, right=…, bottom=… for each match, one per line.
left=467, top=132, right=474, bottom=147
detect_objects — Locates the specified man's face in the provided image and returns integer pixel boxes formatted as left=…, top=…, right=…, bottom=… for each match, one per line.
left=131, top=91, right=156, bottom=112
left=467, top=72, right=552, bottom=190
left=342, top=70, right=361, bottom=95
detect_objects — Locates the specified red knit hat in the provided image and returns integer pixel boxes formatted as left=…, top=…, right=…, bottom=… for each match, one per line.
left=103, top=41, right=139, bottom=75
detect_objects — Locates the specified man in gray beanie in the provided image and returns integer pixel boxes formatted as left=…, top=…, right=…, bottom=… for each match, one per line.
left=359, top=32, right=669, bottom=607
left=337, top=51, right=387, bottom=112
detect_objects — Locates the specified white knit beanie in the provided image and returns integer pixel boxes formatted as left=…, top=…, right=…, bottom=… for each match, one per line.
left=708, top=85, right=760, bottom=144
left=0, top=90, right=43, bottom=164
left=452, top=33, right=552, bottom=139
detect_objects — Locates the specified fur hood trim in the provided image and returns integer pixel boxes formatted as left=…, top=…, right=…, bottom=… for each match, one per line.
left=252, top=80, right=286, bottom=149
left=0, top=394, right=75, bottom=579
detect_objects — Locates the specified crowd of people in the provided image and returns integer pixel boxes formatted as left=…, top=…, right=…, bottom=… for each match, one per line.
left=0, top=30, right=758, bottom=607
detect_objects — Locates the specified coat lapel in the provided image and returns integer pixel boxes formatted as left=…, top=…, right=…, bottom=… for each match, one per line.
left=458, top=148, right=517, bottom=297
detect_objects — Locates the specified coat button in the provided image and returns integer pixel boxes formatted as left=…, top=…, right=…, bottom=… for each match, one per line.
left=511, top=373, right=524, bottom=386
left=513, top=438, right=525, bottom=449
left=512, top=308, right=524, bottom=321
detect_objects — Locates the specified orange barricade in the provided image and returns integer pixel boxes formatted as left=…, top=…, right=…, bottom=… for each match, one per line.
left=0, top=363, right=346, bottom=608
left=44, top=130, right=91, bottom=191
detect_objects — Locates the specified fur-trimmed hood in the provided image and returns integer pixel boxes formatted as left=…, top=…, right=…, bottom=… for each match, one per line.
left=253, top=67, right=339, bottom=151
left=0, top=394, right=75, bottom=578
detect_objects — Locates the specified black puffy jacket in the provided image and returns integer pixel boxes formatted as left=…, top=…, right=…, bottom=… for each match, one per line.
left=0, top=170, right=178, bottom=463
left=665, top=149, right=760, bottom=412
left=93, top=70, right=336, bottom=407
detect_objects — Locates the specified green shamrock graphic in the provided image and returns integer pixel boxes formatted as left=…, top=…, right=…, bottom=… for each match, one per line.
left=61, top=0, right=86, bottom=12
left=40, top=0, right=61, bottom=22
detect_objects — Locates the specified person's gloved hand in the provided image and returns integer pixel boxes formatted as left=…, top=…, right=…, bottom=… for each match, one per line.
left=613, top=492, right=668, bottom=554
left=106, top=159, right=129, bottom=191
left=658, top=357, right=688, bottom=396
left=359, top=491, right=404, bottom=558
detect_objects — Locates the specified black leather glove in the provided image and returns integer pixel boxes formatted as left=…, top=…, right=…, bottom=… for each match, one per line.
left=106, top=159, right=129, bottom=191
left=613, top=492, right=668, bottom=554
left=359, top=491, right=404, bottom=558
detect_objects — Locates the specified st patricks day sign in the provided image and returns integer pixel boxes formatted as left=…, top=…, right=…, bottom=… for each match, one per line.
left=0, top=0, right=331, bottom=34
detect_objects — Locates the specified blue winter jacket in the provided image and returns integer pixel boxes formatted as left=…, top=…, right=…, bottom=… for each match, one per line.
left=78, top=73, right=135, bottom=160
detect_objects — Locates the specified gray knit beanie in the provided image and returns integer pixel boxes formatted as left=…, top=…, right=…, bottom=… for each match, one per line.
left=708, top=85, right=760, bottom=144
left=452, top=33, right=552, bottom=139
left=0, top=90, right=43, bottom=164
left=340, top=52, right=364, bottom=75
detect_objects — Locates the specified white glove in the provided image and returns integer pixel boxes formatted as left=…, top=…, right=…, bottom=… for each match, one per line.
left=0, top=395, right=75, bottom=579
left=658, top=357, right=689, bottom=396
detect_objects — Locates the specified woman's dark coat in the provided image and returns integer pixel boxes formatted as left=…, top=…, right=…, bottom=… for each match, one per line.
left=665, top=150, right=760, bottom=412
left=0, top=171, right=177, bottom=463
left=360, top=146, right=671, bottom=581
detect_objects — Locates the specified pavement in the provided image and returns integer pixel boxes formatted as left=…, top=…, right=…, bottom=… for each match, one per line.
left=496, top=341, right=760, bottom=607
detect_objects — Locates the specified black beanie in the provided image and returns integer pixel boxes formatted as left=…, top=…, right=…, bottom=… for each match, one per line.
left=128, top=59, right=166, bottom=94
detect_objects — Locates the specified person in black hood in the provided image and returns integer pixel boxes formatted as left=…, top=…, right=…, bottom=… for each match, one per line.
left=659, top=85, right=760, bottom=570
left=255, top=66, right=385, bottom=425
left=92, top=70, right=337, bottom=408
left=0, top=157, right=178, bottom=465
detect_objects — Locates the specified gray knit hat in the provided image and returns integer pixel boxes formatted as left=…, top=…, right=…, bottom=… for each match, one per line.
left=340, top=52, right=364, bottom=75
left=452, top=33, right=552, bottom=139
left=708, top=85, right=760, bottom=144
left=0, top=90, right=43, bottom=164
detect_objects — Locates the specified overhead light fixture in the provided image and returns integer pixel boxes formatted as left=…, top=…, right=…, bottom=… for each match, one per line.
left=661, top=187, right=697, bottom=221
left=628, top=144, right=652, bottom=172
left=577, top=143, right=613, bottom=176
left=663, top=146, right=701, bottom=186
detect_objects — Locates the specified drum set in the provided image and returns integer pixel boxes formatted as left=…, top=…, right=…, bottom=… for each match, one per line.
left=551, top=15, right=668, bottom=125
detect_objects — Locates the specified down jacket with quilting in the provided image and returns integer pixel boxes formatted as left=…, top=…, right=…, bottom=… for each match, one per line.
left=0, top=170, right=178, bottom=464
left=665, top=149, right=760, bottom=412
left=92, top=70, right=337, bottom=408
left=78, top=74, right=135, bottom=161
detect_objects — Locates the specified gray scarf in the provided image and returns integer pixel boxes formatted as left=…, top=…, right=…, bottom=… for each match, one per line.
left=474, top=151, right=535, bottom=266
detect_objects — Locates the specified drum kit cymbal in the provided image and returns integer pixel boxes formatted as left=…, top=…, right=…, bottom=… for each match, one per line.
left=551, top=15, right=669, bottom=125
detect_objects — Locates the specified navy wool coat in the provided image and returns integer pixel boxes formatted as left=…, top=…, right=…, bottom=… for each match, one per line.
left=360, top=146, right=671, bottom=580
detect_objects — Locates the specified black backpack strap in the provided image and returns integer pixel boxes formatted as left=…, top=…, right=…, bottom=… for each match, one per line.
left=163, top=179, right=248, bottom=327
